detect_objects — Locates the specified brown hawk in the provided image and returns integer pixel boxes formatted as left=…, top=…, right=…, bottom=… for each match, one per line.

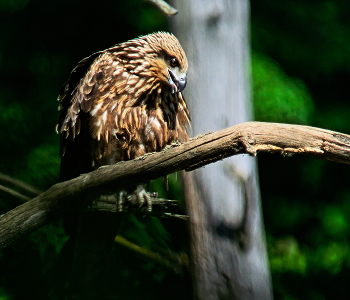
left=54, top=32, right=190, bottom=298
left=57, top=32, right=190, bottom=183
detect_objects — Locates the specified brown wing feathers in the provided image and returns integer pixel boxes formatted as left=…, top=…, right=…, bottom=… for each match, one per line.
left=57, top=32, right=190, bottom=180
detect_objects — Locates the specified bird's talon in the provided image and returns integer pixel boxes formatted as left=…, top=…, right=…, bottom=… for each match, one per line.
left=135, top=185, right=152, bottom=212
left=145, top=193, right=152, bottom=213
left=117, top=191, right=127, bottom=212
left=149, top=192, right=158, bottom=198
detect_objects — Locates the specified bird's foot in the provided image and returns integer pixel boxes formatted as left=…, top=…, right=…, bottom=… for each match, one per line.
left=117, top=185, right=155, bottom=213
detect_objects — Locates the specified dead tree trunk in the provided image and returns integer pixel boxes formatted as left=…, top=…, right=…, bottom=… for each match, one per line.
left=171, top=1, right=273, bottom=299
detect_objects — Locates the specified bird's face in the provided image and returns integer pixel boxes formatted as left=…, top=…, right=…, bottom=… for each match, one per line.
left=149, top=53, right=187, bottom=95
left=141, top=32, right=188, bottom=95
left=166, top=55, right=187, bottom=94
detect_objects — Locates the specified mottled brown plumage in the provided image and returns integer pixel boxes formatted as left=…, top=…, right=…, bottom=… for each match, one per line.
left=57, top=32, right=190, bottom=181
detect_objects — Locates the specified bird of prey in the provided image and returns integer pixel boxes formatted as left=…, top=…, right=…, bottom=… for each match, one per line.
left=57, top=32, right=190, bottom=182
left=54, top=32, right=190, bottom=298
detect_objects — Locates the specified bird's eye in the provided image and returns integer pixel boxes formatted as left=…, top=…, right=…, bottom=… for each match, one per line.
left=170, top=57, right=179, bottom=68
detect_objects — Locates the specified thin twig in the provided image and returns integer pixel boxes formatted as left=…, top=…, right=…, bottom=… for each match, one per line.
left=144, top=0, right=178, bottom=16
left=0, top=184, right=31, bottom=201
left=0, top=172, right=42, bottom=196
left=115, top=236, right=188, bottom=274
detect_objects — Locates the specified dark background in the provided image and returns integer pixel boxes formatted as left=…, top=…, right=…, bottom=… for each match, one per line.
left=1, top=0, right=350, bottom=299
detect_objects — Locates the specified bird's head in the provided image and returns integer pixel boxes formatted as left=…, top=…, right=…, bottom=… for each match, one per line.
left=162, top=51, right=187, bottom=94
left=150, top=32, right=188, bottom=94
left=142, top=32, right=188, bottom=95
left=121, top=32, right=188, bottom=96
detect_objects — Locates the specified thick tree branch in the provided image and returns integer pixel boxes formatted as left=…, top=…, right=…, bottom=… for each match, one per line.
left=1, top=121, right=350, bottom=249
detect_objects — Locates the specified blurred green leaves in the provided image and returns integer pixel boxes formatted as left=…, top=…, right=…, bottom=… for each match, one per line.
left=268, top=235, right=307, bottom=275
left=252, top=1, right=350, bottom=299
left=0, top=0, right=30, bottom=12
left=320, top=206, right=349, bottom=238
left=24, top=140, right=60, bottom=188
left=0, top=288, right=9, bottom=300
left=311, top=241, right=349, bottom=275
left=0, top=98, right=25, bottom=133
left=253, top=51, right=314, bottom=124
left=0, top=92, right=29, bottom=162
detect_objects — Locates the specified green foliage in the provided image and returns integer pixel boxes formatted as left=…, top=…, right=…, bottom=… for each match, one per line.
left=253, top=51, right=314, bottom=124
left=0, top=94, right=26, bottom=137
left=319, top=206, right=349, bottom=239
left=268, top=235, right=307, bottom=275
left=0, top=0, right=30, bottom=12
left=0, top=288, right=9, bottom=300
left=252, top=1, right=350, bottom=299
left=22, top=139, right=60, bottom=188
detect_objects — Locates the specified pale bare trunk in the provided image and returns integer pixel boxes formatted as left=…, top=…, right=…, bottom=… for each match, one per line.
left=171, top=0, right=273, bottom=299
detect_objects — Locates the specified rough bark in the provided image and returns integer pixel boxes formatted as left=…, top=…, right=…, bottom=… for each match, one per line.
left=1, top=122, right=350, bottom=249
left=171, top=0, right=272, bottom=298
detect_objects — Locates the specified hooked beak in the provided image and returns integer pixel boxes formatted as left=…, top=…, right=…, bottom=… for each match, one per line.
left=168, top=69, right=187, bottom=94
